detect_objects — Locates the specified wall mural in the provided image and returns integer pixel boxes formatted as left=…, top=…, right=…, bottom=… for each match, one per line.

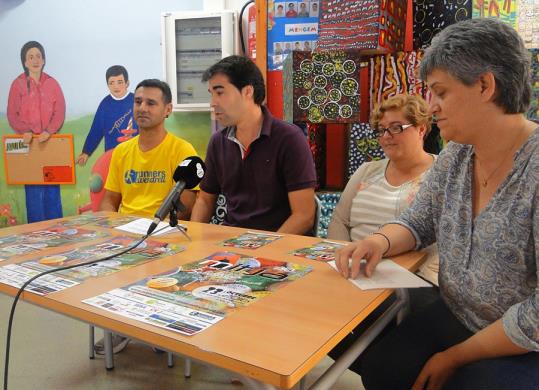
left=6, top=40, right=65, bottom=223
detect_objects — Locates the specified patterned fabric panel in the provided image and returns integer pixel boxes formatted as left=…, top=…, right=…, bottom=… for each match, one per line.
left=471, top=0, right=517, bottom=28
left=317, top=191, right=342, bottom=238
left=318, top=0, right=406, bottom=51
left=307, top=123, right=327, bottom=189
left=528, top=49, right=539, bottom=123
left=518, top=1, right=539, bottom=49
left=287, top=50, right=364, bottom=123
left=369, top=51, right=428, bottom=112
left=413, top=0, right=472, bottom=49
left=348, top=123, right=385, bottom=179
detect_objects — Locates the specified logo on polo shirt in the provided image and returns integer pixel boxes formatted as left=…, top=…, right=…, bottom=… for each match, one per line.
left=124, top=170, right=166, bottom=184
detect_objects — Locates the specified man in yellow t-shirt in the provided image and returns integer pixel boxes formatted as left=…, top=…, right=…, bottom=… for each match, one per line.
left=97, top=79, right=198, bottom=355
left=101, top=79, right=198, bottom=220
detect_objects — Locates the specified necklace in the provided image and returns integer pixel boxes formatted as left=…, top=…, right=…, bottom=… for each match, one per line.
left=475, top=134, right=521, bottom=188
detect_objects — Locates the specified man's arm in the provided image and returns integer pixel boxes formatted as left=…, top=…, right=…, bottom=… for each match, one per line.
left=190, top=190, right=217, bottom=223
left=277, top=187, right=315, bottom=235
left=177, top=189, right=197, bottom=220
left=99, top=189, right=122, bottom=212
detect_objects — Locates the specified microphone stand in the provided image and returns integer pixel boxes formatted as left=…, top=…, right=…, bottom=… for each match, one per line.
left=168, top=200, right=191, bottom=241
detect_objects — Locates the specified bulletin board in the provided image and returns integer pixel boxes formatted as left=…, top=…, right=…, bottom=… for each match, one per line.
left=2, top=134, right=75, bottom=185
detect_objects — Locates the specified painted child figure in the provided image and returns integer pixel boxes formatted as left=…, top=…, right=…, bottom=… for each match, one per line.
left=76, top=65, right=138, bottom=166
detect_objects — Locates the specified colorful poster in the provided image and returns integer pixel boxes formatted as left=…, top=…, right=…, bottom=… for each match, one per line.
left=369, top=51, right=428, bottom=112
left=220, top=231, right=282, bottom=250
left=518, top=1, right=539, bottom=49
left=0, top=225, right=108, bottom=261
left=472, top=0, right=517, bottom=28
left=291, top=240, right=345, bottom=261
left=318, top=0, right=406, bottom=51
left=58, top=214, right=140, bottom=229
left=267, top=0, right=320, bottom=70
left=0, top=236, right=184, bottom=295
left=348, top=123, right=385, bottom=178
left=284, top=50, right=365, bottom=123
left=413, top=0, right=472, bottom=49
left=84, top=251, right=312, bottom=335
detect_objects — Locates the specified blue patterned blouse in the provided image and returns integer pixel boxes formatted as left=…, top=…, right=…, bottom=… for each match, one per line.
left=393, top=129, right=538, bottom=351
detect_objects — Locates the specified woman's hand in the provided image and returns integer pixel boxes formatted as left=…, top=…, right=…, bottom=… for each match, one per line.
left=22, top=132, right=33, bottom=144
left=38, top=131, right=51, bottom=143
left=412, top=350, right=462, bottom=390
left=334, top=235, right=387, bottom=279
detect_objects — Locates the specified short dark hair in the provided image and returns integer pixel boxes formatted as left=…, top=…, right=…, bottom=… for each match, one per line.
left=202, top=55, right=265, bottom=105
left=135, top=79, right=172, bottom=104
left=106, top=65, right=129, bottom=83
left=20, top=41, right=45, bottom=72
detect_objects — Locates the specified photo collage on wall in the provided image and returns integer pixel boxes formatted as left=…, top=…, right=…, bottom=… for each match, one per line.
left=268, top=0, right=320, bottom=70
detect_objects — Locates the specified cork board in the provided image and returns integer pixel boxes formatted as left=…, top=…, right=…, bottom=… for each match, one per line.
left=2, top=134, right=75, bottom=185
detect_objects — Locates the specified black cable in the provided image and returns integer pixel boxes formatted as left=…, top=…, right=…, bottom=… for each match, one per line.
left=239, top=0, right=254, bottom=55
left=3, top=231, right=154, bottom=390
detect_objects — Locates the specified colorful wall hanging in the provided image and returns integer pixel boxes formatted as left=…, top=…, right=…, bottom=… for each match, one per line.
left=472, top=0, right=517, bottom=28
left=283, top=50, right=364, bottom=123
left=413, top=0, right=472, bottom=49
left=369, top=51, right=428, bottom=112
left=317, top=0, right=407, bottom=52
left=348, top=123, right=385, bottom=179
left=307, top=123, right=327, bottom=189
left=518, top=1, right=539, bottom=49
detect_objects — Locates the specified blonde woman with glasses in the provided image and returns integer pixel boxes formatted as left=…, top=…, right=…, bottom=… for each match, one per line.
left=328, top=93, right=438, bottom=285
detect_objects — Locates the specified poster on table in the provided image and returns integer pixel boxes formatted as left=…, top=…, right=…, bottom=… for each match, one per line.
left=0, top=225, right=109, bottom=261
left=220, top=231, right=282, bottom=249
left=0, top=236, right=183, bottom=295
left=290, top=240, right=345, bottom=262
left=267, top=0, right=320, bottom=70
left=84, top=251, right=312, bottom=335
left=57, top=214, right=139, bottom=228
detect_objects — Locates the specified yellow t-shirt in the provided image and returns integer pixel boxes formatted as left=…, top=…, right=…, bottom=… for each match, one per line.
left=105, top=132, right=198, bottom=217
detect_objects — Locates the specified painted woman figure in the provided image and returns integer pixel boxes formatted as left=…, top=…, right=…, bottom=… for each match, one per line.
left=7, top=40, right=66, bottom=223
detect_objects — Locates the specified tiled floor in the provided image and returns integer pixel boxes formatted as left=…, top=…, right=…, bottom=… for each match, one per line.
left=0, top=294, right=364, bottom=389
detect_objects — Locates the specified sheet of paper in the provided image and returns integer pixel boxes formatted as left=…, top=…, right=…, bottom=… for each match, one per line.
left=115, top=218, right=177, bottom=236
left=329, top=259, right=431, bottom=290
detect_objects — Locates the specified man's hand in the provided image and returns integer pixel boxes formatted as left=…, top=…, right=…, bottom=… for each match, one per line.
left=37, top=131, right=51, bottom=143
left=412, top=350, right=461, bottom=390
left=76, top=153, right=89, bottom=166
left=22, top=132, right=33, bottom=144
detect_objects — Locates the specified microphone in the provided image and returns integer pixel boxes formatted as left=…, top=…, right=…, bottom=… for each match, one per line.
left=146, top=156, right=205, bottom=235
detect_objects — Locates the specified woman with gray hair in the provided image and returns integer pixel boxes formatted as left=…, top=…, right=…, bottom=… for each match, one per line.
left=335, top=18, right=538, bottom=390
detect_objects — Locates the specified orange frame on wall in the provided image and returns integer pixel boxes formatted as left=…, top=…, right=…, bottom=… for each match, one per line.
left=2, top=134, right=76, bottom=185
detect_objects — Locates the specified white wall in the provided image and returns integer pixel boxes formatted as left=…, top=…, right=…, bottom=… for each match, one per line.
left=0, top=0, right=203, bottom=117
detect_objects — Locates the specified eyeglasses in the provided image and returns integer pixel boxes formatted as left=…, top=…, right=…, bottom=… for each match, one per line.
left=373, top=123, right=414, bottom=138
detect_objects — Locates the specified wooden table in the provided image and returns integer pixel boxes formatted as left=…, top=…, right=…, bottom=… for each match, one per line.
left=0, top=213, right=427, bottom=389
